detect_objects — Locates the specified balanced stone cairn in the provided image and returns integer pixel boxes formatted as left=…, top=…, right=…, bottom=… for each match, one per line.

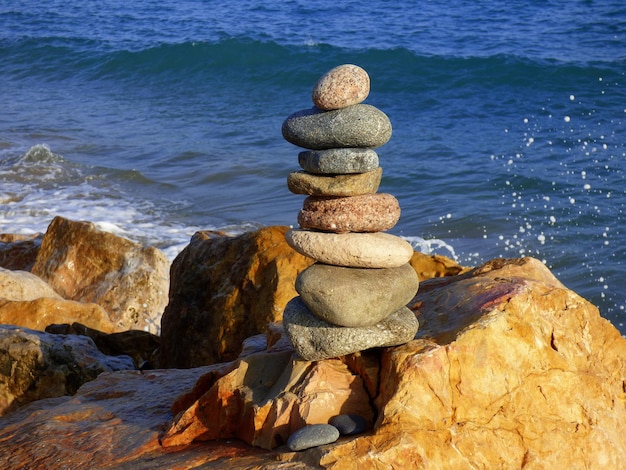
left=281, top=64, right=420, bottom=361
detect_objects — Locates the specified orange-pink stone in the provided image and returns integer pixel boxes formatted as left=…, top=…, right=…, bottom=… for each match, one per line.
left=297, top=193, right=400, bottom=233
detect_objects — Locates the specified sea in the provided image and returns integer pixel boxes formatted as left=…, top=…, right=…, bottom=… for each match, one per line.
left=1, top=1, right=625, bottom=332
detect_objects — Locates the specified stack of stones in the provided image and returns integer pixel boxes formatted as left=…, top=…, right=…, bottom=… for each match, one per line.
left=281, top=64, right=420, bottom=362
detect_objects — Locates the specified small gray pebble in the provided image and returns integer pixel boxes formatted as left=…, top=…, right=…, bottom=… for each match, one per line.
left=287, top=424, right=340, bottom=451
left=329, top=414, right=369, bottom=436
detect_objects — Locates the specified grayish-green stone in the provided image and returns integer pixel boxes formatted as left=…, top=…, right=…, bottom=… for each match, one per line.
left=298, top=148, right=379, bottom=174
left=296, top=263, right=418, bottom=327
left=282, top=104, right=392, bottom=150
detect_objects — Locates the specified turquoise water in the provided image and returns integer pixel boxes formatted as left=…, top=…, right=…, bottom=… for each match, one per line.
left=1, top=1, right=625, bottom=330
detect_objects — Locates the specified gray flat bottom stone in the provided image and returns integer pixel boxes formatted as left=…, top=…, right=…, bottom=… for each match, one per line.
left=283, top=296, right=419, bottom=361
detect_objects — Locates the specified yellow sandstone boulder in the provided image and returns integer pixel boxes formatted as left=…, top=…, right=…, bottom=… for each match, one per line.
left=159, top=226, right=315, bottom=368
left=31, top=216, right=170, bottom=333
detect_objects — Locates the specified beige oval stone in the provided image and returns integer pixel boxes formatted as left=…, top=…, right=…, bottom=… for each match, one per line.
left=287, top=167, right=382, bottom=197
left=295, top=263, right=419, bottom=327
left=0, top=268, right=62, bottom=301
left=286, top=229, right=414, bottom=268
left=298, top=193, right=400, bottom=233
left=312, top=64, right=370, bottom=110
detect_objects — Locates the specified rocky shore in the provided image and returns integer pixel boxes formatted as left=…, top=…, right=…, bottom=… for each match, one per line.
left=0, top=216, right=625, bottom=468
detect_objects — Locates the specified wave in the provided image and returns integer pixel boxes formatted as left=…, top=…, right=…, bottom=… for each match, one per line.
left=0, top=144, right=151, bottom=188
left=0, top=144, right=83, bottom=186
left=0, top=145, right=203, bottom=258
left=3, top=144, right=64, bottom=165
left=3, top=36, right=622, bottom=90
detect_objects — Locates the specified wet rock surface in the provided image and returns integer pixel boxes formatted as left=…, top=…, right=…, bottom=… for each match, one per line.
left=0, top=258, right=624, bottom=469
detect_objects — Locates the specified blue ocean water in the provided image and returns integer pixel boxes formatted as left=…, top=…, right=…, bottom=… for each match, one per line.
left=1, top=1, right=625, bottom=330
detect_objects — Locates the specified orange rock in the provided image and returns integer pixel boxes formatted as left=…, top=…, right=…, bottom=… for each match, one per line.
left=316, top=258, right=626, bottom=468
left=0, top=325, right=134, bottom=416
left=159, top=226, right=315, bottom=368
left=0, top=366, right=277, bottom=469
left=0, top=233, right=42, bottom=271
left=339, top=349, right=380, bottom=399
left=0, top=297, right=117, bottom=333
left=0, top=265, right=118, bottom=334
left=160, top=349, right=375, bottom=450
left=31, top=216, right=169, bottom=333
left=0, top=268, right=62, bottom=301
left=409, top=250, right=469, bottom=280
left=2, top=257, right=624, bottom=469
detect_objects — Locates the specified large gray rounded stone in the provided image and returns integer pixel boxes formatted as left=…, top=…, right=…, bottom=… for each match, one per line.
left=287, top=168, right=382, bottom=197
left=282, top=104, right=392, bottom=150
left=285, top=229, right=414, bottom=268
left=295, top=263, right=418, bottom=327
left=283, top=297, right=419, bottom=361
left=298, top=148, right=379, bottom=174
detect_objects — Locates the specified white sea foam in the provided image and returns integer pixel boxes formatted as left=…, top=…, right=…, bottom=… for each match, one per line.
left=0, top=145, right=208, bottom=262
left=402, top=236, right=458, bottom=260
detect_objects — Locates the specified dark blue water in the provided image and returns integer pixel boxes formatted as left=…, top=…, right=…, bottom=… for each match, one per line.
left=1, top=1, right=625, bottom=331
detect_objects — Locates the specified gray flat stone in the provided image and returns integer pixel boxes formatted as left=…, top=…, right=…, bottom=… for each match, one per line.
left=282, top=104, right=392, bottom=150
left=287, top=423, right=340, bottom=451
left=298, top=148, right=379, bottom=174
left=285, top=230, right=414, bottom=268
left=296, top=263, right=418, bottom=327
left=287, top=168, right=382, bottom=197
left=283, top=297, right=419, bottom=361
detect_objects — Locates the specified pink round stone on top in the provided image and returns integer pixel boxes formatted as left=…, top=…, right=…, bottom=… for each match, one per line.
left=312, top=64, right=370, bottom=110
